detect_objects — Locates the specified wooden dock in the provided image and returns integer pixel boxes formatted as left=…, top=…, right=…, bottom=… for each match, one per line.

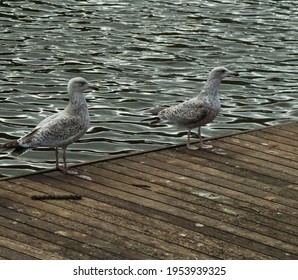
left=0, top=122, right=297, bottom=260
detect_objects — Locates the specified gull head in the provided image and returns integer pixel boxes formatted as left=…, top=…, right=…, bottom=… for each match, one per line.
left=67, top=77, right=98, bottom=94
left=209, top=67, right=239, bottom=80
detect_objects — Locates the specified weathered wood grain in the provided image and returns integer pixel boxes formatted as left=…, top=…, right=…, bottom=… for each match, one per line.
left=0, top=122, right=297, bottom=259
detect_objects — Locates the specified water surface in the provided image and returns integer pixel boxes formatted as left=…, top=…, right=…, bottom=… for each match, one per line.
left=0, top=0, right=297, bottom=177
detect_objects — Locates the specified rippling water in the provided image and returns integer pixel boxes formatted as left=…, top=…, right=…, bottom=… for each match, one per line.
left=0, top=0, right=297, bottom=177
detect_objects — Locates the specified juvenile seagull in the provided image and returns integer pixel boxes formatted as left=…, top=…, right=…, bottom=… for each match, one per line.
left=153, top=67, right=239, bottom=150
left=0, top=77, right=98, bottom=174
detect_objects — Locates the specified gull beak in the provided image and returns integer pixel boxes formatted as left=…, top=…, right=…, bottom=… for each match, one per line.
left=228, top=71, right=239, bottom=77
left=89, top=84, right=99, bottom=91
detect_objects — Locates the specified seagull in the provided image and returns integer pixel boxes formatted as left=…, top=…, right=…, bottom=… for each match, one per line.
left=0, top=77, right=98, bottom=174
left=152, top=67, right=239, bottom=150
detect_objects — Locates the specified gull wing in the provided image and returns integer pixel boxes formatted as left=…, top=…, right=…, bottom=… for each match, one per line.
left=158, top=97, right=209, bottom=127
left=19, top=112, right=88, bottom=148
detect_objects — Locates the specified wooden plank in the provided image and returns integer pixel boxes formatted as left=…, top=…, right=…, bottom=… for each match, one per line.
left=1, top=180, right=154, bottom=260
left=180, top=146, right=297, bottom=197
left=178, top=144, right=297, bottom=197
left=105, top=158, right=298, bottom=239
left=247, top=130, right=298, bottom=154
left=220, top=137, right=298, bottom=170
left=0, top=122, right=297, bottom=260
left=265, top=123, right=298, bottom=140
left=28, top=174, right=213, bottom=260
left=142, top=152, right=298, bottom=219
left=210, top=140, right=298, bottom=180
left=24, top=175, right=274, bottom=260
left=161, top=148, right=298, bottom=205
left=0, top=230, right=60, bottom=260
left=40, top=167, right=298, bottom=259
left=231, top=135, right=298, bottom=163
left=0, top=245, right=38, bottom=260
left=277, top=122, right=298, bottom=134
left=12, top=176, right=208, bottom=260
left=235, top=133, right=298, bottom=156
left=0, top=195, right=121, bottom=260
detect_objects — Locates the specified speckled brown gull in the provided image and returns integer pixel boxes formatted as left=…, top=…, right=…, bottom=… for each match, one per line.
left=152, top=67, right=239, bottom=150
left=0, top=77, right=98, bottom=174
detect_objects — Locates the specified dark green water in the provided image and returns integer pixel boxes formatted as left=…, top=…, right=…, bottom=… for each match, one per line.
left=0, top=0, right=297, bottom=177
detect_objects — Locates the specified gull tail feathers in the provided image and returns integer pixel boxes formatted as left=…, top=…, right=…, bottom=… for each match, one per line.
left=0, top=141, right=31, bottom=157
left=144, top=106, right=165, bottom=126
left=11, top=146, right=31, bottom=157
left=149, top=116, right=161, bottom=126
left=0, top=140, right=19, bottom=151
left=141, top=115, right=161, bottom=126
left=148, top=106, right=164, bottom=115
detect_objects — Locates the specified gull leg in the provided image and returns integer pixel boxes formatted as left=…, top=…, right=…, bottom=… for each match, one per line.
left=63, top=147, right=68, bottom=171
left=62, top=147, right=79, bottom=175
left=55, top=147, right=60, bottom=170
left=198, top=127, right=213, bottom=149
left=55, top=147, right=78, bottom=175
left=55, top=147, right=65, bottom=172
left=186, top=129, right=199, bottom=150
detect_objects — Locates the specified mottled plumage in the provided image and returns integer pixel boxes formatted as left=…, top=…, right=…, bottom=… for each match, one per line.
left=1, top=77, right=98, bottom=174
left=154, top=67, right=239, bottom=149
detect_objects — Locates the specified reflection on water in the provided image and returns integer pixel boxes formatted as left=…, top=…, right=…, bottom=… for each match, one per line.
left=0, top=0, right=297, bottom=177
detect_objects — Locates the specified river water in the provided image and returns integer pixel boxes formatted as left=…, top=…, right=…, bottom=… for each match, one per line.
left=0, top=0, right=297, bottom=177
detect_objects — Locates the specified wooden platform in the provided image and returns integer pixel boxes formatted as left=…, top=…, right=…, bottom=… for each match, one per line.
left=0, top=122, right=297, bottom=260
